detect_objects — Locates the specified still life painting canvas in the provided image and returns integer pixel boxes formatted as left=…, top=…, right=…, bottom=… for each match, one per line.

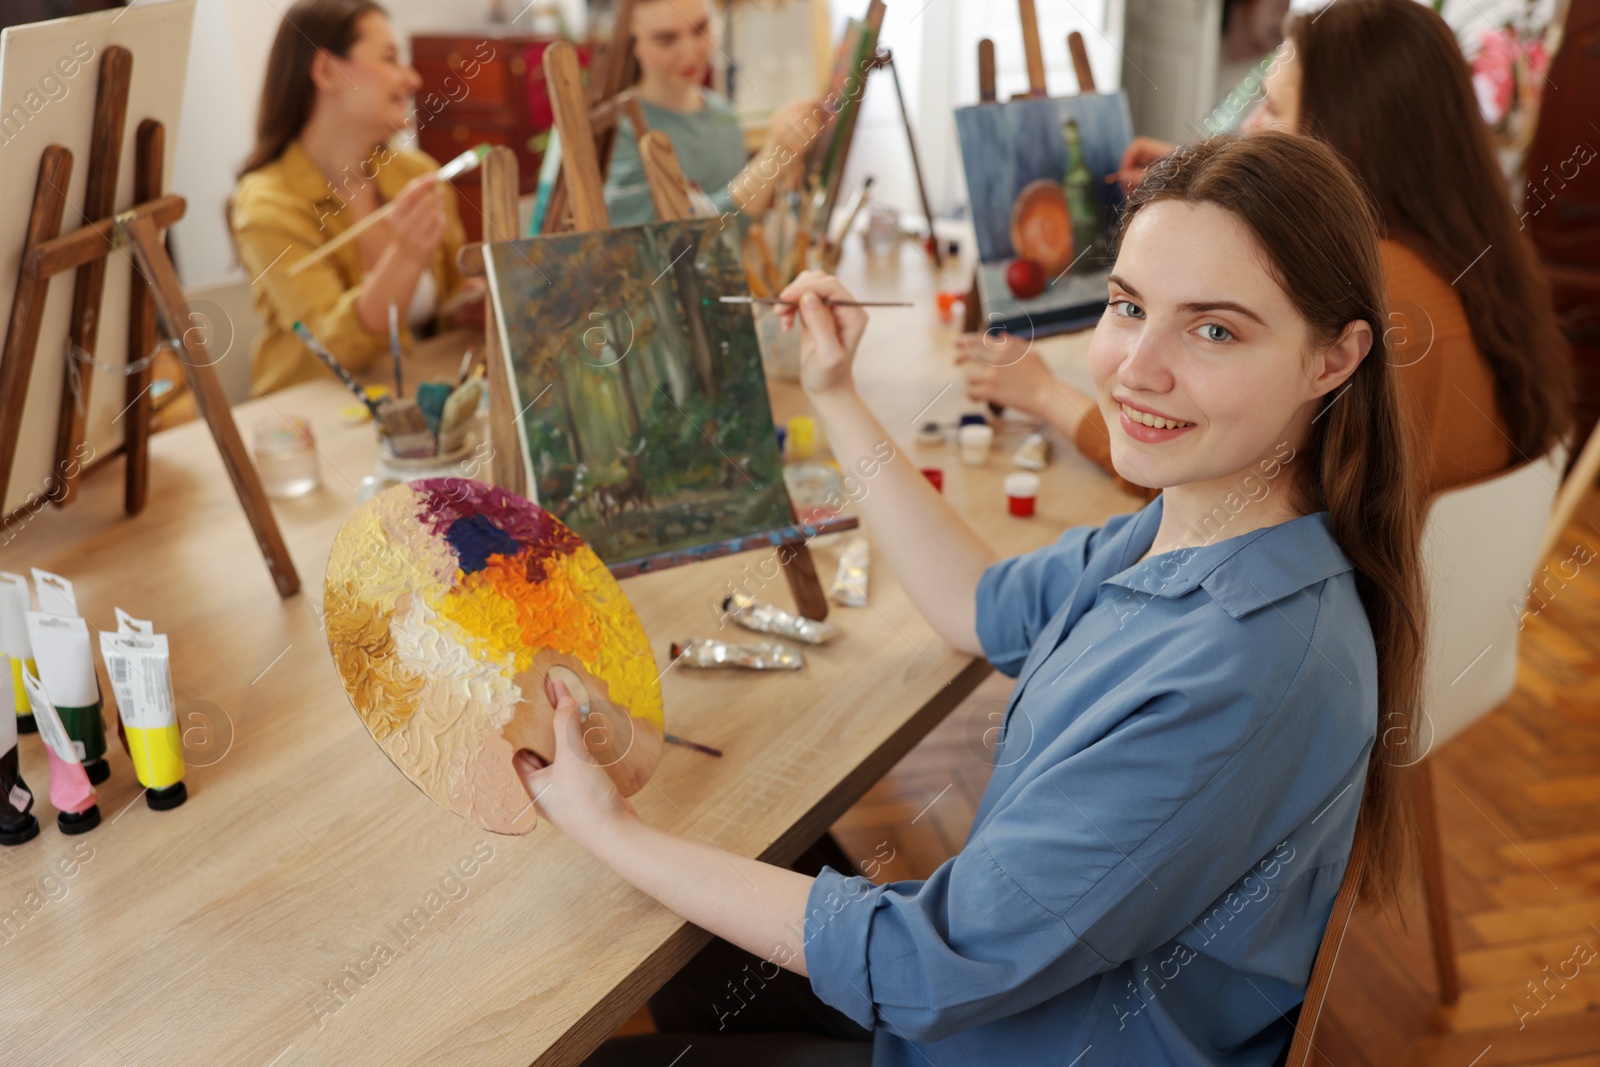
left=485, top=220, right=799, bottom=573
left=954, top=92, right=1134, bottom=336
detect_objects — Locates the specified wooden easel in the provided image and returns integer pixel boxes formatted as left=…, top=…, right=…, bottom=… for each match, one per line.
left=961, top=17, right=1098, bottom=333
left=471, top=41, right=840, bottom=619
left=538, top=0, right=641, bottom=235
left=0, top=47, right=300, bottom=598
left=862, top=48, right=941, bottom=268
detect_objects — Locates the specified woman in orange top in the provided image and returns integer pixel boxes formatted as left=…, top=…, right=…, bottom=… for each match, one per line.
left=232, top=0, right=479, bottom=394
left=960, top=0, right=1570, bottom=501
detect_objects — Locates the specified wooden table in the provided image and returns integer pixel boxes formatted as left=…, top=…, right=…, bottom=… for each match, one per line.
left=0, top=241, right=1134, bottom=1065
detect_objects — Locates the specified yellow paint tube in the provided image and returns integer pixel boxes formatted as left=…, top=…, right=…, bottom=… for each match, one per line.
left=0, top=573, right=35, bottom=731
left=98, top=631, right=186, bottom=810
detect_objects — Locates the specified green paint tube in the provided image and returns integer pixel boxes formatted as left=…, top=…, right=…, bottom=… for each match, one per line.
left=25, top=611, right=108, bottom=785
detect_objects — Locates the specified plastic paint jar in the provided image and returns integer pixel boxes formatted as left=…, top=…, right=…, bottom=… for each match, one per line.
left=1005, top=472, right=1041, bottom=517
left=957, top=424, right=994, bottom=465
left=787, top=416, right=817, bottom=460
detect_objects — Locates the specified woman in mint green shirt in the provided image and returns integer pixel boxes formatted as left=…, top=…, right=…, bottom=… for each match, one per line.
left=604, top=0, right=814, bottom=226
left=532, top=133, right=1427, bottom=1066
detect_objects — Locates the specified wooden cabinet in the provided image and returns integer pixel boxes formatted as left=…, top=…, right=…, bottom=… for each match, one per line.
left=411, top=33, right=591, bottom=241
left=1523, top=0, right=1600, bottom=446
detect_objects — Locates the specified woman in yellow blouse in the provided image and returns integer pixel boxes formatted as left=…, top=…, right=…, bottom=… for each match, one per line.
left=232, top=0, right=478, bottom=394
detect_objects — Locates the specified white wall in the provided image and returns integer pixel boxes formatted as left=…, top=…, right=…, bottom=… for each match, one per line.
left=170, top=0, right=584, bottom=290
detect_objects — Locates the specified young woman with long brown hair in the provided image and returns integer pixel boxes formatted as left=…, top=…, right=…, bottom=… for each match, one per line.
left=965, top=0, right=1571, bottom=501
left=232, top=0, right=478, bottom=394
left=515, top=132, right=1424, bottom=1066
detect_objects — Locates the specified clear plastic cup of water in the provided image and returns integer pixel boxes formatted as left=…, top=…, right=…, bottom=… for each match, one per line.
left=254, top=415, right=321, bottom=498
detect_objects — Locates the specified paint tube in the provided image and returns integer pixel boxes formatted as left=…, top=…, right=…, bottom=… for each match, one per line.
left=99, top=631, right=186, bottom=810
left=0, top=668, right=40, bottom=845
left=31, top=568, right=77, bottom=616
left=25, top=611, right=109, bottom=785
left=828, top=536, right=871, bottom=608
left=720, top=594, right=842, bottom=645
left=669, top=639, right=805, bottom=670
left=115, top=608, right=153, bottom=635
left=0, top=572, right=35, bottom=734
left=22, top=665, right=99, bottom=834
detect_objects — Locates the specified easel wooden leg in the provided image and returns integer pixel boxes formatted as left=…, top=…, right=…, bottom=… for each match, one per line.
left=0, top=146, right=74, bottom=509
left=879, top=52, right=941, bottom=269
left=479, top=146, right=527, bottom=499
left=121, top=216, right=301, bottom=599
left=124, top=119, right=163, bottom=517
left=782, top=539, right=830, bottom=622
left=1415, top=759, right=1462, bottom=1005
left=54, top=45, right=132, bottom=507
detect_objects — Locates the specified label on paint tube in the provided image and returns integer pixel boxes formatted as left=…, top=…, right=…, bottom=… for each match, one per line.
left=0, top=573, right=31, bottom=659
left=99, top=633, right=174, bottom=730
left=8, top=784, right=29, bottom=810
left=31, top=569, right=77, bottom=617
left=22, top=667, right=80, bottom=765
left=24, top=612, right=97, bottom=707
left=115, top=608, right=153, bottom=635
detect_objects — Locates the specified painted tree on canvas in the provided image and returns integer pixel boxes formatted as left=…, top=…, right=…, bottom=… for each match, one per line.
left=489, top=220, right=792, bottom=565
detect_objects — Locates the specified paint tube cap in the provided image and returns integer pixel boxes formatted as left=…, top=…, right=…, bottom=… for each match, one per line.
left=57, top=805, right=100, bottom=835
left=146, top=782, right=187, bottom=812
left=0, top=812, right=39, bottom=846
left=83, top=758, right=109, bottom=786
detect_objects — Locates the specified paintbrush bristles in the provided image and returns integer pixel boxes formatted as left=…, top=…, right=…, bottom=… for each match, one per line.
left=378, top=399, right=435, bottom=458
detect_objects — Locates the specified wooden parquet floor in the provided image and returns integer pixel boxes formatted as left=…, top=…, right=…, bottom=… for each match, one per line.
left=622, top=492, right=1600, bottom=1063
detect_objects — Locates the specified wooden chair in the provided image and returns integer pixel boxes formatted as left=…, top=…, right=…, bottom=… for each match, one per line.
left=1412, top=446, right=1567, bottom=1003
left=1280, top=819, right=1370, bottom=1067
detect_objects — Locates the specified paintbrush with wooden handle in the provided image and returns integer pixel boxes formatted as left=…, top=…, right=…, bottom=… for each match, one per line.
left=287, top=144, right=491, bottom=278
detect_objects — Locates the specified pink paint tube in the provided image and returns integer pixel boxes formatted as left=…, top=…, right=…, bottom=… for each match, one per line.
left=22, top=666, right=100, bottom=834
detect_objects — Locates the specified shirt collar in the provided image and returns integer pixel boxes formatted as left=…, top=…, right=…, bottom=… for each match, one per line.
left=276, top=139, right=405, bottom=207
left=1101, top=498, right=1353, bottom=619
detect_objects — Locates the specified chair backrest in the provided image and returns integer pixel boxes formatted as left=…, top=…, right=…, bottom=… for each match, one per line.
left=1419, top=449, right=1566, bottom=752
left=1282, top=819, right=1370, bottom=1067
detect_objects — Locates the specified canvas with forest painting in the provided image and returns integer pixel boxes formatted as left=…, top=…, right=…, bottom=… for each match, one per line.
left=485, top=220, right=794, bottom=569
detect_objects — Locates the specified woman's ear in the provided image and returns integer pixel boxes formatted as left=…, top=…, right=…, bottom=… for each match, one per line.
left=1311, top=319, right=1372, bottom=398
left=309, top=49, right=342, bottom=95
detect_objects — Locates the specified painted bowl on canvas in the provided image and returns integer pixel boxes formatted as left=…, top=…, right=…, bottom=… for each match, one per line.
left=324, top=477, right=664, bottom=834
left=1009, top=180, right=1075, bottom=277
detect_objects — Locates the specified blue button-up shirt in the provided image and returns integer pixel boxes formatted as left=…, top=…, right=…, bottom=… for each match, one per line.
left=805, top=499, right=1377, bottom=1065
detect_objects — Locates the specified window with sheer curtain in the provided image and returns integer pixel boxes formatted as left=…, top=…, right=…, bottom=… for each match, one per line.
left=836, top=0, right=1122, bottom=230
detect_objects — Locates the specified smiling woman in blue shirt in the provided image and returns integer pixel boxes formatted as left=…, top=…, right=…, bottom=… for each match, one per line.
left=520, top=132, right=1426, bottom=1067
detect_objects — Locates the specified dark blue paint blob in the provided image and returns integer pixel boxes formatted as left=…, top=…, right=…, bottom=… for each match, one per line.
left=447, top=514, right=522, bottom=573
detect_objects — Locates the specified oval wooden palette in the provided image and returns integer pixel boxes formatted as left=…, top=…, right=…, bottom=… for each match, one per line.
left=1009, top=180, right=1075, bottom=276
left=324, top=478, right=663, bottom=834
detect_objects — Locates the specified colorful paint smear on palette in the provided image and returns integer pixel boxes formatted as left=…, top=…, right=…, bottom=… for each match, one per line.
left=485, top=219, right=805, bottom=571
left=325, top=478, right=663, bottom=835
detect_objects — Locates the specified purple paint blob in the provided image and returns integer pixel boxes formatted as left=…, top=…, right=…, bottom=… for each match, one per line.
left=412, top=479, right=582, bottom=576
left=446, top=514, right=523, bottom=573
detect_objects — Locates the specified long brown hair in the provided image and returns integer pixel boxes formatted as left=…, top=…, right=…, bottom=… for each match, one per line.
left=1290, top=0, right=1572, bottom=461
left=1120, top=133, right=1425, bottom=908
left=237, top=0, right=387, bottom=178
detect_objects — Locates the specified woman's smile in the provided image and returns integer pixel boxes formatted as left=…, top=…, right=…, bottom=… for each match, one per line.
left=1117, top=398, right=1197, bottom=441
